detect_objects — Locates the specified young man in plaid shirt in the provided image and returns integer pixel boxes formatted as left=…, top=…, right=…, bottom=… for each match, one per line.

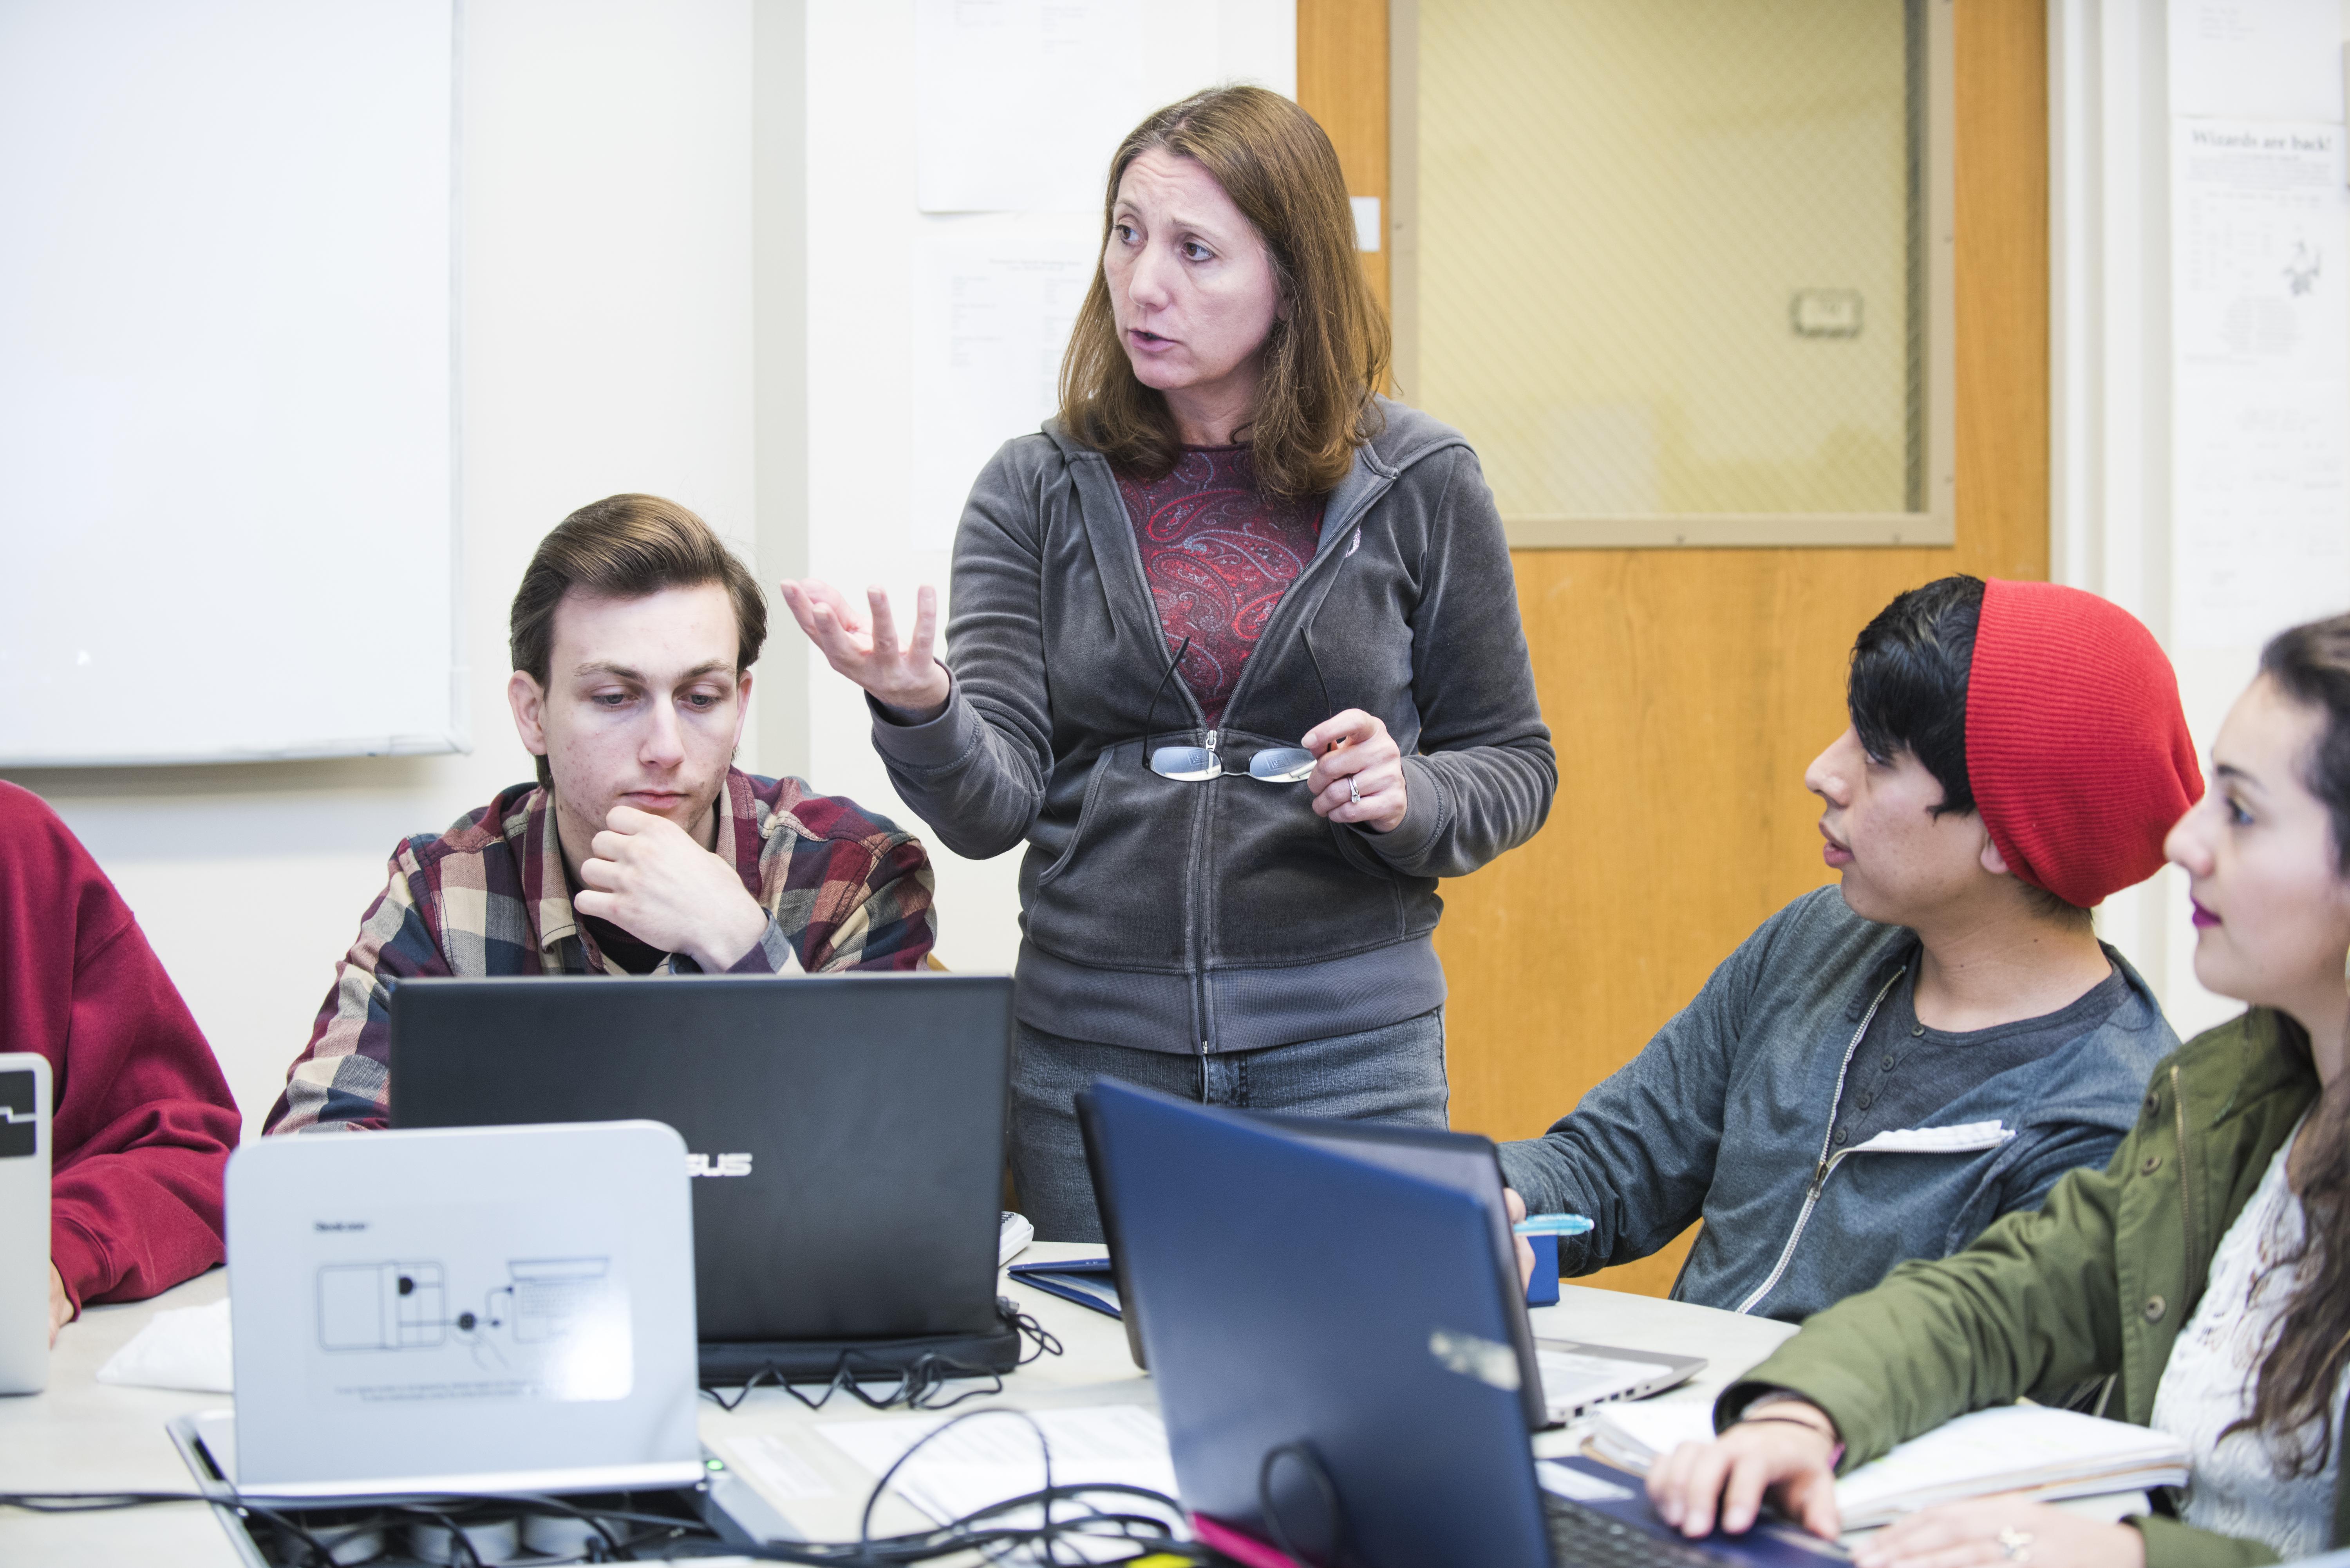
left=265, top=495, right=937, bottom=1134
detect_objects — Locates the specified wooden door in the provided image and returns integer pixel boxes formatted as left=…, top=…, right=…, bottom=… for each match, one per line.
left=1298, top=0, right=2050, bottom=1295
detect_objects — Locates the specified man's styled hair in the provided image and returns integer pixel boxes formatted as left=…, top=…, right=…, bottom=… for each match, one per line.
left=1057, top=85, right=1390, bottom=501
left=509, top=493, right=767, bottom=788
left=1846, top=574, right=2086, bottom=922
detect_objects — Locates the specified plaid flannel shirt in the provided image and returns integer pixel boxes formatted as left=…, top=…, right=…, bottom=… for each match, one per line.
left=265, top=769, right=935, bottom=1133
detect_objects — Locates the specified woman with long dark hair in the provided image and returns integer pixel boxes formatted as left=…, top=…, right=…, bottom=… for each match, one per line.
left=779, top=87, right=1555, bottom=1239
left=1648, top=612, right=2350, bottom=1568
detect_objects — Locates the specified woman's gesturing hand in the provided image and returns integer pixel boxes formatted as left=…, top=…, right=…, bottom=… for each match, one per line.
left=1302, top=710, right=1409, bottom=833
left=779, top=580, right=952, bottom=720
left=1647, top=1407, right=1843, bottom=1541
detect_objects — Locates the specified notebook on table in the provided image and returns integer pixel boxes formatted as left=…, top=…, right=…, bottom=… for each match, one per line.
left=1591, top=1402, right=2189, bottom=1531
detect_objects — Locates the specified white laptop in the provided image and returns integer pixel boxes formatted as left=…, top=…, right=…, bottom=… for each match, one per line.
left=206, top=1120, right=703, bottom=1498
left=0, top=1053, right=50, bottom=1396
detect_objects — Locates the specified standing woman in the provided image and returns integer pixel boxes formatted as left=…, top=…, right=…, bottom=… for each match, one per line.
left=782, top=87, right=1555, bottom=1239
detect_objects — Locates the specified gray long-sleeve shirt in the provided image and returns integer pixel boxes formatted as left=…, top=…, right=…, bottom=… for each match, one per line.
left=871, top=402, right=1556, bottom=1053
left=1497, top=888, right=2180, bottom=1322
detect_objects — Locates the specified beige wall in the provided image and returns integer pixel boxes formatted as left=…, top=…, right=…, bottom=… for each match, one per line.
left=2, top=0, right=761, bottom=1138
left=1416, top=0, right=1912, bottom=518
left=3, top=2, right=1297, bottom=1144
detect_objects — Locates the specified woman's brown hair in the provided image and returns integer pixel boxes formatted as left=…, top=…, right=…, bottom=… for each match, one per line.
left=2229, top=612, right=2350, bottom=1472
left=1056, top=85, right=1390, bottom=500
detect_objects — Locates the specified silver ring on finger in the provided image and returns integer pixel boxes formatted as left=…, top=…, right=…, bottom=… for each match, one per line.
left=1997, top=1528, right=2033, bottom=1563
left=1348, top=777, right=1361, bottom=807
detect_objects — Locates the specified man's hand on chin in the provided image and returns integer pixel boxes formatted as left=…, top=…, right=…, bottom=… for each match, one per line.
left=573, top=805, right=771, bottom=972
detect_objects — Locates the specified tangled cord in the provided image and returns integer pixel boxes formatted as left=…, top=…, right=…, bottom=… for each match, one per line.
left=702, top=1304, right=1063, bottom=1415
left=0, top=1490, right=698, bottom=1566
left=4, top=1317, right=1215, bottom=1566
left=2, top=1405, right=1206, bottom=1566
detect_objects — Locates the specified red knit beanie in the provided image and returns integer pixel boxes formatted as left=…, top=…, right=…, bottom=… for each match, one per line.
left=1965, top=580, right=2202, bottom=908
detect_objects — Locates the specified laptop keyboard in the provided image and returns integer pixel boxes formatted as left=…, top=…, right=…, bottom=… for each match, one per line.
left=1542, top=1494, right=1728, bottom=1568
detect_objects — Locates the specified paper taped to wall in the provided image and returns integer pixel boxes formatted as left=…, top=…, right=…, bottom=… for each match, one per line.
left=2170, top=117, right=2350, bottom=650
left=910, top=230, right=1097, bottom=551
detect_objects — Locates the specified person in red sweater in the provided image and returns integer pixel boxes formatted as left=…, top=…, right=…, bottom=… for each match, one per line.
left=0, top=782, right=242, bottom=1344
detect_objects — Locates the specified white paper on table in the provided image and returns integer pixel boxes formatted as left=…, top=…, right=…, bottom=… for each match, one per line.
left=718, top=1431, right=839, bottom=1503
left=2170, top=116, right=2350, bottom=651
left=96, top=1295, right=233, bottom=1393
left=1831, top=1406, right=2186, bottom=1526
left=1584, top=1401, right=1715, bottom=1469
left=909, top=228, right=1097, bottom=551
left=817, top=1404, right=1184, bottom=1561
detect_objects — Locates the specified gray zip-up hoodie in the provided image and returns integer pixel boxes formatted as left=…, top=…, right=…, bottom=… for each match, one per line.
left=871, top=399, right=1556, bottom=1055
left=1497, top=887, right=2181, bottom=1323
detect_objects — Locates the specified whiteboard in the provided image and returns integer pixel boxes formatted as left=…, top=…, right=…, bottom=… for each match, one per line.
left=0, top=0, right=460, bottom=765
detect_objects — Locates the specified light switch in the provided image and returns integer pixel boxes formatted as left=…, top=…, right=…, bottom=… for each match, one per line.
left=1791, top=288, right=1863, bottom=337
left=1352, top=195, right=1382, bottom=253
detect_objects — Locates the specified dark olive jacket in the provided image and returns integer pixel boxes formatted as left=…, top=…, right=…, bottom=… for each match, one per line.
left=1722, top=1009, right=2334, bottom=1568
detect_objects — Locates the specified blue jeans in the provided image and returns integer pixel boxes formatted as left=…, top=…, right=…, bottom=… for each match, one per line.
left=1009, top=1008, right=1450, bottom=1241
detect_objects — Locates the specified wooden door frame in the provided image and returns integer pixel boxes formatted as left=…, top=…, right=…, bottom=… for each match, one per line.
left=1300, top=0, right=2048, bottom=580
left=1298, top=1, right=2052, bottom=1296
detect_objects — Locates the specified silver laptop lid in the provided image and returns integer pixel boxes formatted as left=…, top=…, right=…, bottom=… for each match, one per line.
left=226, top=1120, right=702, bottom=1498
left=0, top=1053, right=50, bottom=1396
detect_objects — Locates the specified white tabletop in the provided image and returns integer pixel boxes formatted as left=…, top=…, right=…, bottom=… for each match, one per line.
left=0, top=1243, right=1798, bottom=1564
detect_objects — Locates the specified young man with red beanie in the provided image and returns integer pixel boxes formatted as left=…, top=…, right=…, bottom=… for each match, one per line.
left=0, top=782, right=243, bottom=1345
left=1501, top=576, right=2202, bottom=1322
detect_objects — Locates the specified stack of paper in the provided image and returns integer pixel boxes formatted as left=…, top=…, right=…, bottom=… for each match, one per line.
left=1589, top=1403, right=2187, bottom=1530
left=998, top=1210, right=1035, bottom=1267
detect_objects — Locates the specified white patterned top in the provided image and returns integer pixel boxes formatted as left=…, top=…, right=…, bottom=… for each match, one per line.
left=2149, top=1114, right=2339, bottom=1561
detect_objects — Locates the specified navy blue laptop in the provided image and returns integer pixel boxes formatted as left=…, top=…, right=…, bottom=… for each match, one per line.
left=1084, top=1080, right=1845, bottom=1568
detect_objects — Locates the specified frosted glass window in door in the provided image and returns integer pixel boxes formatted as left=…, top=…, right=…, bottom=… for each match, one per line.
left=1416, top=0, right=1923, bottom=522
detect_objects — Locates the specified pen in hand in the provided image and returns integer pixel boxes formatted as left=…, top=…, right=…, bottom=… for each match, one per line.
left=1512, top=1214, right=1594, bottom=1237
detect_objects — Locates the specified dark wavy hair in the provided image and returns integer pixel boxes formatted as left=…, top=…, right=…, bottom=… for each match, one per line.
left=508, top=494, right=766, bottom=789
left=1845, top=575, right=2085, bottom=924
left=2227, top=612, right=2350, bottom=1473
left=1056, top=86, right=1389, bottom=500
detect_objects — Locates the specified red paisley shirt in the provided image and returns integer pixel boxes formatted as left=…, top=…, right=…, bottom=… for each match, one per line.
left=1117, top=445, right=1327, bottom=727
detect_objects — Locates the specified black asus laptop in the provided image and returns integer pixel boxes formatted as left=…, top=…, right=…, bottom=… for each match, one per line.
left=387, top=974, right=1013, bottom=1382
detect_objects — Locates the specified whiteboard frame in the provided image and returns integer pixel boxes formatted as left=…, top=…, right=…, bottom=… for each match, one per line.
left=0, top=1, right=467, bottom=769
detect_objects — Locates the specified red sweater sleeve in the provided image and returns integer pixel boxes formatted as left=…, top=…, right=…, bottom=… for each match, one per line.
left=0, top=783, right=242, bottom=1311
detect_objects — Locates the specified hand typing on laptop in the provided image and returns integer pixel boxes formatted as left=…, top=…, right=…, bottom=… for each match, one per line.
left=573, top=804, right=770, bottom=972
left=1646, top=1396, right=1842, bottom=1540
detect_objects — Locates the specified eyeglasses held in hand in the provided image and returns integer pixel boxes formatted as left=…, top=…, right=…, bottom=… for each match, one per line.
left=1139, top=635, right=1324, bottom=784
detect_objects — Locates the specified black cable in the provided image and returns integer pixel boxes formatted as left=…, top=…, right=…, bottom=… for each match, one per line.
left=702, top=1306, right=1060, bottom=1415
left=5, top=1413, right=1212, bottom=1567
